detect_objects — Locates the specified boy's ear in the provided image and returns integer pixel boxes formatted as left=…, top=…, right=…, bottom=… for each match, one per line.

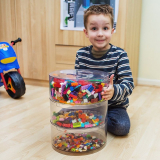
left=83, top=28, right=89, bottom=38
left=111, top=28, right=115, bottom=34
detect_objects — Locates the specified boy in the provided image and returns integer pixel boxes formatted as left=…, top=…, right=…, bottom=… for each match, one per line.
left=75, top=4, right=134, bottom=136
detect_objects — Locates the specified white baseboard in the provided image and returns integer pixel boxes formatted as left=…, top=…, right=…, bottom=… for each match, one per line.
left=137, top=78, right=160, bottom=87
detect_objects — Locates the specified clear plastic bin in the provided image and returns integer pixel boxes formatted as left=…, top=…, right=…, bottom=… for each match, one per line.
left=49, top=69, right=109, bottom=105
left=50, top=99, right=108, bottom=129
left=49, top=69, right=109, bottom=155
left=51, top=122, right=107, bottom=155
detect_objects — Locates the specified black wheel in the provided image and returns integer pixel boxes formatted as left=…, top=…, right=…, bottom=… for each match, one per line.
left=4, top=71, right=26, bottom=99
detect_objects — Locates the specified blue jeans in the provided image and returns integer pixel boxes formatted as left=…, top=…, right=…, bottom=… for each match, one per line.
left=106, top=107, right=130, bottom=136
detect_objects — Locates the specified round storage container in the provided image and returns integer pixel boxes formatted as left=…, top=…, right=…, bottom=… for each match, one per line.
left=49, top=69, right=109, bottom=155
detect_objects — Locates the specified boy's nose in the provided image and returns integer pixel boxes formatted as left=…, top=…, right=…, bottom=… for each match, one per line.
left=97, top=30, right=103, bottom=36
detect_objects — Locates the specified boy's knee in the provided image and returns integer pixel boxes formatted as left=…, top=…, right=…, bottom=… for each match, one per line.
left=107, top=118, right=130, bottom=136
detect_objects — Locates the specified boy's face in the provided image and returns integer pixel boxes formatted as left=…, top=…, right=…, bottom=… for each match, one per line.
left=84, top=14, right=114, bottom=51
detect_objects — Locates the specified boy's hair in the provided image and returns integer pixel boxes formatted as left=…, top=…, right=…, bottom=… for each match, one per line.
left=84, top=4, right=114, bottom=29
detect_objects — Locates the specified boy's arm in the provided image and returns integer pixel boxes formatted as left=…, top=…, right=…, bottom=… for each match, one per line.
left=75, top=52, right=80, bottom=69
left=110, top=52, right=134, bottom=101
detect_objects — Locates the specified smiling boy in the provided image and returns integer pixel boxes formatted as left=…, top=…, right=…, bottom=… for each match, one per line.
left=75, top=4, right=134, bottom=136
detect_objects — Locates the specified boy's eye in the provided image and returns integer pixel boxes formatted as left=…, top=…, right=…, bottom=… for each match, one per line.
left=91, top=27, right=97, bottom=30
left=104, top=27, right=108, bottom=30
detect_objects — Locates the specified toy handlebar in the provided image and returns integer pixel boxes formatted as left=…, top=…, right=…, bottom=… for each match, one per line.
left=11, top=38, right=22, bottom=45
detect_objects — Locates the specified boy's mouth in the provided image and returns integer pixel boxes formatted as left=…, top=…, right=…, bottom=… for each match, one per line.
left=96, top=39, right=105, bottom=43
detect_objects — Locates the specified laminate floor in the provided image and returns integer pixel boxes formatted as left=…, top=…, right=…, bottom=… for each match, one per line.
left=0, top=85, right=160, bottom=160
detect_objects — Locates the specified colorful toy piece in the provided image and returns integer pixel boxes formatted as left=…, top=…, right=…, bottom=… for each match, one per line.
left=53, top=133, right=105, bottom=152
left=52, top=110, right=104, bottom=129
left=49, top=70, right=109, bottom=105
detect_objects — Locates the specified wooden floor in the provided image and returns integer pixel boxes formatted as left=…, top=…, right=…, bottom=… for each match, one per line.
left=0, top=85, right=160, bottom=160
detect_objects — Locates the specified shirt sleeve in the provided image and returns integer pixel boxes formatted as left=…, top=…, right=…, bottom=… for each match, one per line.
left=110, top=51, right=134, bottom=101
left=75, top=52, right=80, bottom=69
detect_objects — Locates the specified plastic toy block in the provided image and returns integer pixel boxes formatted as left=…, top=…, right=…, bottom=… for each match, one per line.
left=87, top=119, right=93, bottom=124
left=66, top=79, right=75, bottom=83
left=84, top=122, right=89, bottom=125
left=95, top=118, right=99, bottom=122
left=56, top=116, right=59, bottom=121
left=73, top=122, right=81, bottom=128
left=54, top=82, right=61, bottom=88
left=101, top=83, right=105, bottom=87
left=52, top=119, right=57, bottom=123
left=51, top=88, right=54, bottom=97
left=53, top=112, right=59, bottom=116
left=56, top=121, right=63, bottom=126
left=98, top=115, right=102, bottom=120
left=67, top=90, right=71, bottom=95
left=52, top=116, right=56, bottom=120
left=72, top=119, right=77, bottom=123
left=89, top=115, right=94, bottom=119
left=64, top=113, right=69, bottom=117
left=63, top=88, right=70, bottom=94
left=69, top=112, right=75, bottom=116
left=59, top=114, right=64, bottom=118
left=94, top=89, right=99, bottom=94
left=83, top=99, right=88, bottom=103
left=85, top=124, right=93, bottom=128
left=63, top=94, right=69, bottom=101
left=88, top=85, right=94, bottom=92
left=59, top=118, right=64, bottom=121
left=82, top=84, right=91, bottom=90
left=86, top=89, right=91, bottom=95
left=59, top=100, right=66, bottom=103
left=81, top=118, right=86, bottom=123
left=63, top=123, right=71, bottom=128
left=94, top=93, right=98, bottom=98
left=71, top=148, right=76, bottom=152
left=98, top=84, right=102, bottom=89
left=66, top=82, right=71, bottom=88
left=74, top=101, right=80, bottom=104
left=74, top=85, right=81, bottom=91
left=55, top=90, right=61, bottom=97
left=50, top=82, right=54, bottom=89
left=78, top=92, right=83, bottom=98
left=73, top=98, right=77, bottom=101
left=59, top=88, right=62, bottom=93
left=98, top=92, right=102, bottom=100
left=61, top=84, right=66, bottom=96
left=92, top=116, right=96, bottom=120
left=71, top=91, right=77, bottom=95
left=91, top=90, right=95, bottom=95
left=92, top=119, right=96, bottom=123
left=70, top=86, right=74, bottom=91
left=71, top=82, right=78, bottom=86
left=78, top=110, right=83, bottom=113
left=91, top=98, right=98, bottom=103
left=99, top=121, right=104, bottom=125
left=70, top=99, right=73, bottom=103
left=69, top=94, right=77, bottom=99
left=88, top=95, right=94, bottom=101
left=80, top=113, right=86, bottom=119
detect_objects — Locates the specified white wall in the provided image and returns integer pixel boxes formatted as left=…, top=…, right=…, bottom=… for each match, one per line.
left=138, top=0, right=160, bottom=86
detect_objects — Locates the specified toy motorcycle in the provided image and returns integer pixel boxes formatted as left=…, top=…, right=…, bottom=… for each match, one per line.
left=0, top=38, right=26, bottom=98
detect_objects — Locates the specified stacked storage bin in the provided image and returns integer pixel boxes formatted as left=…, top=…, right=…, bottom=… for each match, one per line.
left=49, top=69, right=109, bottom=155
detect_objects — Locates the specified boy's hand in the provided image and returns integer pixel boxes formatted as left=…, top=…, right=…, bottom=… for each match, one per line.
left=101, top=74, right=114, bottom=101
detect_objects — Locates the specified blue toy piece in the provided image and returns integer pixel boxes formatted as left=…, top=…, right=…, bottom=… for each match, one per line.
left=0, top=38, right=26, bottom=98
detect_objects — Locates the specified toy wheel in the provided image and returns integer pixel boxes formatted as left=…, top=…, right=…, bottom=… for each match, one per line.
left=4, top=71, right=26, bottom=99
